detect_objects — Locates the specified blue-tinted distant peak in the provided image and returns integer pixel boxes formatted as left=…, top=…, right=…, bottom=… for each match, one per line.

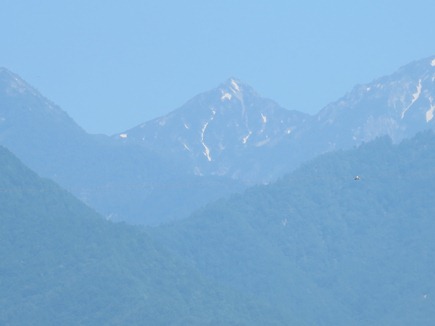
left=0, top=67, right=17, bottom=80
left=219, top=77, right=258, bottom=99
left=393, top=54, right=435, bottom=77
left=221, top=77, right=249, bottom=89
left=0, top=67, right=37, bottom=96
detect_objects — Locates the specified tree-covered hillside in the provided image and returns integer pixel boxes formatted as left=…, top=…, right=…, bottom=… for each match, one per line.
left=3, top=128, right=435, bottom=324
left=155, top=131, right=435, bottom=325
left=0, top=146, right=273, bottom=325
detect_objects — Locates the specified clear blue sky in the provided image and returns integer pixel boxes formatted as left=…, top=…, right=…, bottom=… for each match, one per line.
left=2, top=0, right=435, bottom=135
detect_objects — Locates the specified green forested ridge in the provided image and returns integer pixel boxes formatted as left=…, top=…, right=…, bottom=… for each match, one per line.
left=2, top=130, right=435, bottom=324
left=0, top=146, right=274, bottom=325
left=155, top=131, right=435, bottom=325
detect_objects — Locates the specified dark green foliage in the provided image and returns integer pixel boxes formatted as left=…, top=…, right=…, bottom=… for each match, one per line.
left=0, top=146, right=271, bottom=325
left=156, top=131, right=435, bottom=325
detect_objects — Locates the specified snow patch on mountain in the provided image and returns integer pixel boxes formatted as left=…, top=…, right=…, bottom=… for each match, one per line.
left=201, top=122, right=212, bottom=161
left=242, top=131, right=252, bottom=144
left=401, top=79, right=422, bottom=119
left=221, top=91, right=232, bottom=101
left=200, top=108, right=217, bottom=162
left=426, top=97, right=435, bottom=122
left=230, top=79, right=240, bottom=93
left=261, top=113, right=267, bottom=124
left=182, top=143, right=191, bottom=152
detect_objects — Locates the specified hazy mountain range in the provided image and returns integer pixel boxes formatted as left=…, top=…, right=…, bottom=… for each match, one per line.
left=0, top=68, right=244, bottom=225
left=117, top=78, right=309, bottom=183
left=2, top=55, right=435, bottom=324
left=118, top=55, right=435, bottom=183
left=1, top=55, right=435, bottom=225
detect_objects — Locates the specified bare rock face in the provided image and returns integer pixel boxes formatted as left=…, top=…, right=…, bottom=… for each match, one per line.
left=117, top=78, right=309, bottom=182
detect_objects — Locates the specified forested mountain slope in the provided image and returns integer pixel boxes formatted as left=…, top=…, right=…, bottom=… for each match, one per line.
left=155, top=131, right=435, bottom=325
left=0, top=146, right=273, bottom=325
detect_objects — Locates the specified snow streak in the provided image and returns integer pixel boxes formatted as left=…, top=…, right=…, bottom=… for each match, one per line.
left=401, top=79, right=422, bottom=119
left=201, top=109, right=216, bottom=161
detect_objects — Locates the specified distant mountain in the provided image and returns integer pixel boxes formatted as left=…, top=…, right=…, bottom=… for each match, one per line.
left=116, top=78, right=309, bottom=183
left=300, top=55, right=435, bottom=153
left=2, top=54, right=435, bottom=224
left=3, top=61, right=435, bottom=324
left=155, top=131, right=435, bottom=324
left=0, top=145, right=274, bottom=325
left=0, top=67, right=89, bottom=174
left=120, top=56, right=435, bottom=183
left=0, top=68, right=244, bottom=225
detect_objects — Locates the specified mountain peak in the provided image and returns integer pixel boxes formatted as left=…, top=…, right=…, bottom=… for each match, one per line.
left=0, top=67, right=23, bottom=82
left=0, top=68, right=38, bottom=97
left=224, top=77, right=243, bottom=90
left=218, top=77, right=258, bottom=101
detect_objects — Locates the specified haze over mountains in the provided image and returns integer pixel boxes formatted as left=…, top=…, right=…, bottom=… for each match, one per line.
left=307, top=56, right=435, bottom=152
left=2, top=127, right=435, bottom=324
left=1, top=55, right=435, bottom=226
left=0, top=68, right=244, bottom=225
left=117, top=78, right=309, bottom=183
left=118, top=56, right=435, bottom=184
left=155, top=131, right=435, bottom=324
left=2, top=55, right=435, bottom=324
left=0, top=145, right=269, bottom=325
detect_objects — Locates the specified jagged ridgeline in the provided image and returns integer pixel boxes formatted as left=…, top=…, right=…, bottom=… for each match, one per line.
left=155, top=131, right=435, bottom=325
left=1, top=55, right=435, bottom=226
left=2, top=102, right=435, bottom=323
left=118, top=56, right=435, bottom=183
left=0, top=68, right=245, bottom=225
left=0, top=146, right=278, bottom=325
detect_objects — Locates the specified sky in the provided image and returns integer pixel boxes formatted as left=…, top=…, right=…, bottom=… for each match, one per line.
left=1, top=0, right=435, bottom=135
